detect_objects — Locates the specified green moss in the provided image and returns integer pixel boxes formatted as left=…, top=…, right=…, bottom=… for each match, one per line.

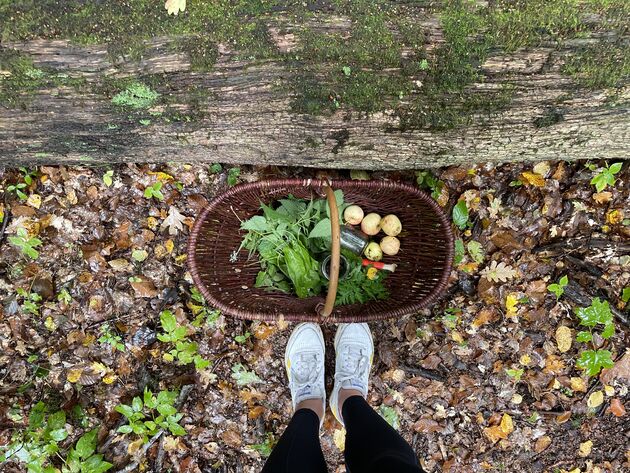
left=563, top=42, right=629, bottom=88
left=111, top=82, right=160, bottom=109
left=0, top=48, right=87, bottom=108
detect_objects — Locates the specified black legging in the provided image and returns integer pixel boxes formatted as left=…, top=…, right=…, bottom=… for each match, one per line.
left=262, top=396, right=424, bottom=473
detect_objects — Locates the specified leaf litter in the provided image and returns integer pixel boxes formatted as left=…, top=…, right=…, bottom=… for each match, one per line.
left=0, top=161, right=628, bottom=472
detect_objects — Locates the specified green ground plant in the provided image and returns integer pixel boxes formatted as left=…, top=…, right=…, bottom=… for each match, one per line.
left=548, top=275, right=569, bottom=299
left=9, top=228, right=42, bottom=259
left=143, top=181, right=164, bottom=201
left=115, top=388, right=186, bottom=442
left=157, top=310, right=210, bottom=369
left=98, top=324, right=126, bottom=352
left=590, top=162, right=623, bottom=192
left=574, top=298, right=615, bottom=377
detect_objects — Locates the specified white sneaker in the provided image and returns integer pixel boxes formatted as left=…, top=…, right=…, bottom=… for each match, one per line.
left=329, top=323, right=374, bottom=426
left=285, top=323, right=326, bottom=427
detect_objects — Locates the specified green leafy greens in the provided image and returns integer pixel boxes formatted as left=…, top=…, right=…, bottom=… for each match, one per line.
left=236, top=192, right=389, bottom=305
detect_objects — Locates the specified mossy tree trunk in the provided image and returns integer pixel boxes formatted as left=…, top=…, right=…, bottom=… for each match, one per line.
left=0, top=2, right=628, bottom=169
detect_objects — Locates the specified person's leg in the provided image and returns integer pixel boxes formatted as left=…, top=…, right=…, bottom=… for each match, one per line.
left=342, top=395, right=423, bottom=473
left=262, top=323, right=328, bottom=473
left=261, top=407, right=327, bottom=473
left=329, top=324, right=423, bottom=473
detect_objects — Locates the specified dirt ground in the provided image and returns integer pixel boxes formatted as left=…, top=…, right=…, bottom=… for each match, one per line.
left=0, top=161, right=628, bottom=473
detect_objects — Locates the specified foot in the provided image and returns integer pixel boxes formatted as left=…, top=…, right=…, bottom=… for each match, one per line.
left=285, top=323, right=326, bottom=427
left=329, top=323, right=374, bottom=426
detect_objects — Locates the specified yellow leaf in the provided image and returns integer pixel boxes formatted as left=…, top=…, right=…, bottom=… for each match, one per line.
left=27, top=194, right=42, bottom=209
left=0, top=203, right=4, bottom=223
left=451, top=331, right=464, bottom=343
left=606, top=209, right=624, bottom=225
left=570, top=377, right=587, bottom=393
left=592, top=191, right=612, bottom=204
left=579, top=440, right=592, bottom=457
left=587, top=391, right=604, bottom=408
left=175, top=254, right=187, bottom=263
left=148, top=171, right=174, bottom=182
left=555, top=326, right=572, bottom=353
left=127, top=438, right=144, bottom=455
left=44, top=316, right=56, bottom=332
left=67, top=368, right=83, bottom=383
left=521, top=171, right=545, bottom=187
left=483, top=413, right=514, bottom=443
left=604, top=385, right=615, bottom=396
left=520, top=354, right=532, bottom=366
left=103, top=373, right=117, bottom=384
left=91, top=362, right=109, bottom=376
left=533, top=162, right=550, bottom=177
left=165, top=239, right=174, bottom=254
left=459, top=262, right=479, bottom=273
left=506, top=293, right=519, bottom=317
left=82, top=334, right=96, bottom=347
left=147, top=216, right=158, bottom=230
left=333, top=429, right=346, bottom=452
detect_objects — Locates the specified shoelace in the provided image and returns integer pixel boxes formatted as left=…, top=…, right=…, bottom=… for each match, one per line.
left=289, top=351, right=322, bottom=393
left=334, top=344, right=368, bottom=388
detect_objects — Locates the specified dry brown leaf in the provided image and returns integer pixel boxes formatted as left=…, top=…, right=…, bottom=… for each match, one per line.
left=555, top=411, right=571, bottom=424
left=480, top=261, right=517, bottom=283
left=221, top=429, right=242, bottom=448
left=534, top=436, right=552, bottom=453
left=600, top=350, right=630, bottom=384
left=609, top=398, right=626, bottom=417
left=130, top=277, right=158, bottom=298
left=592, top=191, right=612, bottom=204
left=555, top=326, right=572, bottom=353
left=248, top=405, right=266, bottom=419
left=471, top=308, right=498, bottom=328
left=413, top=418, right=442, bottom=434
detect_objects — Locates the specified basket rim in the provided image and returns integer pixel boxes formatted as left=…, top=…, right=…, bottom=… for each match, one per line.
left=187, top=178, right=454, bottom=323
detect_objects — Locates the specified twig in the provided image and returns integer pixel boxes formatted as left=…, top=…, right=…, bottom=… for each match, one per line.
left=399, top=364, right=446, bottom=383
left=113, top=385, right=194, bottom=473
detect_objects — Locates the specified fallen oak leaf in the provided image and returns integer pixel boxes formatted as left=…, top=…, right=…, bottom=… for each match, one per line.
left=480, top=261, right=517, bottom=283
left=165, top=0, right=186, bottom=15
left=161, top=206, right=186, bottom=235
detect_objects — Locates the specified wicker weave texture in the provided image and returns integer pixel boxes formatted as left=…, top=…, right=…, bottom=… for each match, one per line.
left=188, top=179, right=453, bottom=323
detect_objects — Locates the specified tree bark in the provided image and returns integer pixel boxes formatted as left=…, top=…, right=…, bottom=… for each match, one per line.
left=0, top=32, right=628, bottom=169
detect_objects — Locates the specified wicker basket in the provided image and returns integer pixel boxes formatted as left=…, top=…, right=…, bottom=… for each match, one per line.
left=188, top=179, right=453, bottom=323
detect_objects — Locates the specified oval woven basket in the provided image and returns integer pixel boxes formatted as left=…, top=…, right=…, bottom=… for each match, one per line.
left=188, top=179, right=453, bottom=323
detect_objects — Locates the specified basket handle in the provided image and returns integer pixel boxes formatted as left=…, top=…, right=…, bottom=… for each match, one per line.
left=320, top=186, right=341, bottom=317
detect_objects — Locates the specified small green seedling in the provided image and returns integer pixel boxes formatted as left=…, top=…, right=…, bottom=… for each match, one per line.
left=115, top=388, right=186, bottom=442
left=231, top=363, right=262, bottom=386
left=227, top=167, right=241, bottom=187
left=547, top=275, right=568, bottom=299
left=7, top=182, right=28, bottom=200
left=144, top=182, right=164, bottom=201
left=250, top=433, right=276, bottom=458
left=98, top=324, right=125, bottom=352
left=102, top=170, right=114, bottom=187
left=416, top=171, right=445, bottom=201
left=209, top=163, right=223, bottom=174
left=9, top=228, right=42, bottom=259
left=234, top=331, right=251, bottom=344
left=505, top=368, right=524, bottom=382
left=17, top=288, right=42, bottom=315
left=574, top=298, right=615, bottom=377
left=157, top=310, right=210, bottom=370
left=590, top=162, right=622, bottom=192
left=190, top=287, right=221, bottom=328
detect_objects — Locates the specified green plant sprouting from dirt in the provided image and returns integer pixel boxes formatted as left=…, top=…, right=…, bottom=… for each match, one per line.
left=98, top=324, right=126, bottom=352
left=157, top=310, right=210, bottom=370
left=9, top=228, right=43, bottom=260
left=590, top=162, right=623, bottom=192
left=547, top=275, right=569, bottom=299
left=115, top=388, right=186, bottom=442
left=143, top=181, right=164, bottom=201
left=16, top=287, right=43, bottom=315
left=574, top=298, right=615, bottom=377
left=0, top=402, right=112, bottom=473
left=189, top=286, right=221, bottom=328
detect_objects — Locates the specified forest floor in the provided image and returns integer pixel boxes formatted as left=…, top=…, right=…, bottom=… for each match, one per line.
left=0, top=161, right=628, bottom=473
